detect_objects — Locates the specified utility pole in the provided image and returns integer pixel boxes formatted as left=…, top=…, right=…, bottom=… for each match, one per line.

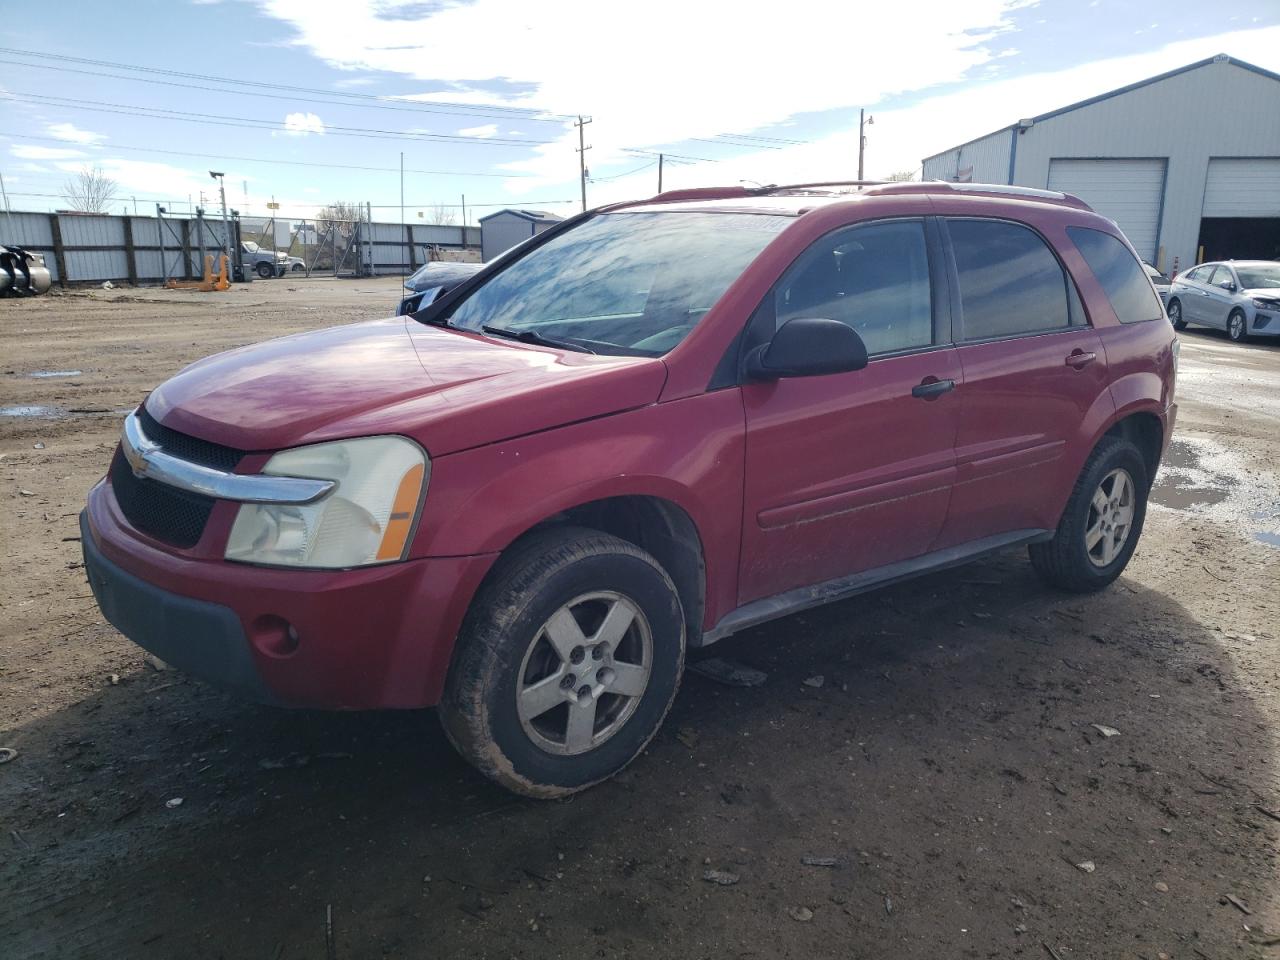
left=210, top=171, right=233, bottom=279
left=460, top=194, right=467, bottom=246
left=400, top=151, right=406, bottom=280
left=857, top=108, right=874, bottom=183
left=658, top=153, right=664, bottom=193
left=575, top=115, right=592, bottom=212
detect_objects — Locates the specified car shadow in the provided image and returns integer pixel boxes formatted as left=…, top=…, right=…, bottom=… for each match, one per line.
left=1179, top=324, right=1280, bottom=349
left=3, top=547, right=1277, bottom=959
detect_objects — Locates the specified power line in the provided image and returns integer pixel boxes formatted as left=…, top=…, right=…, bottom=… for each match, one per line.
left=3, top=189, right=574, bottom=210
left=713, top=132, right=809, bottom=145
left=0, top=47, right=574, bottom=122
left=621, top=148, right=719, bottom=163
left=0, top=57, right=570, bottom=127
left=0, top=132, right=535, bottom=179
left=4, top=92, right=556, bottom=147
left=691, top=137, right=785, bottom=151
left=588, top=159, right=658, bottom=182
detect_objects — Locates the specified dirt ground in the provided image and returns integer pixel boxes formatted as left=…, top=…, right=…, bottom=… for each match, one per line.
left=2, top=278, right=1278, bottom=960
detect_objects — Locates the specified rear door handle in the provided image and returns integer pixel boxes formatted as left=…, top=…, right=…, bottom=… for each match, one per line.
left=911, top=378, right=956, bottom=399
left=1065, top=350, right=1097, bottom=369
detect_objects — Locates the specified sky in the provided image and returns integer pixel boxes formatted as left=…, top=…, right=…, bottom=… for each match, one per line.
left=1, top=0, right=1278, bottom=226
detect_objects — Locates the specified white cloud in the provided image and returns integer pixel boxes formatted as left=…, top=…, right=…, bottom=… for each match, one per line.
left=582, top=24, right=1280, bottom=205
left=281, top=111, right=325, bottom=136
left=11, top=144, right=85, bottom=160
left=208, top=2, right=1280, bottom=209
left=46, top=122, right=106, bottom=144
left=458, top=123, right=498, bottom=139
left=253, top=0, right=1019, bottom=181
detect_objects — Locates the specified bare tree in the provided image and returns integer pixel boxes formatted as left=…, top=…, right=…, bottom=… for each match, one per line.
left=426, top=203, right=457, bottom=226
left=317, top=200, right=363, bottom=239
left=884, top=169, right=919, bottom=182
left=62, top=166, right=118, bottom=214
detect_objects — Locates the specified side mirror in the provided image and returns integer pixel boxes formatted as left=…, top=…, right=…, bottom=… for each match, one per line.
left=745, top=317, right=869, bottom=380
left=1224, top=282, right=1238, bottom=293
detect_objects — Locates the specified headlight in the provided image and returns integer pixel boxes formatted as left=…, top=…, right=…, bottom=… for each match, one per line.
left=1253, top=298, right=1279, bottom=309
left=225, top=436, right=428, bottom=569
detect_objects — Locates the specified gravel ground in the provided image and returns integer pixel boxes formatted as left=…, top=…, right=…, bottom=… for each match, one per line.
left=2, top=279, right=1278, bottom=959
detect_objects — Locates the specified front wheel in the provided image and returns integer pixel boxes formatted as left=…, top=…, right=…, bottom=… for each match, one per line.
left=1227, top=309, right=1248, bottom=343
left=1029, top=436, right=1149, bottom=593
left=255, top=260, right=274, bottom=279
left=440, top=527, right=686, bottom=798
left=1167, top=298, right=1187, bottom=331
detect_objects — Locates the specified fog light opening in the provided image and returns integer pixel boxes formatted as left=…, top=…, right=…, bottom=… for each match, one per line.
left=251, top=615, right=301, bottom=658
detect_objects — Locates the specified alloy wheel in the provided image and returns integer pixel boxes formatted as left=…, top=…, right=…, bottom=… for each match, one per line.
left=516, top=591, right=653, bottom=756
left=1085, top=467, right=1135, bottom=567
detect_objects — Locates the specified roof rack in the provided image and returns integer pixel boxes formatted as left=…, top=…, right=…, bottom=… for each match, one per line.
left=868, top=181, right=1092, bottom=209
left=643, top=180, right=1093, bottom=211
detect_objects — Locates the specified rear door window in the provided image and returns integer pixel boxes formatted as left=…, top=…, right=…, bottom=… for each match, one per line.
left=946, top=219, right=1074, bottom=341
left=1067, top=226, right=1165, bottom=324
left=1185, top=265, right=1211, bottom=283
left=774, top=219, right=934, bottom=356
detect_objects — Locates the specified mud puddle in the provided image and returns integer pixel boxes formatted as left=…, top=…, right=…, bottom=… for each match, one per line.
left=0, top=405, right=66, bottom=418
left=1153, top=436, right=1279, bottom=547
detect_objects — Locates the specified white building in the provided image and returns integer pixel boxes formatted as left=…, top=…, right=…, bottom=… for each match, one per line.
left=480, top=209, right=563, bottom=262
left=922, top=54, right=1280, bottom=273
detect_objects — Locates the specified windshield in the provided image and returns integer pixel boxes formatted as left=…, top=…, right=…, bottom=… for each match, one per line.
left=1142, top=262, right=1170, bottom=282
left=1235, top=264, right=1280, bottom=290
left=243, top=241, right=259, bottom=253
left=446, top=211, right=790, bottom=355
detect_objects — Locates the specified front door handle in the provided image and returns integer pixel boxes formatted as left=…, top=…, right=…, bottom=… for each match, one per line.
left=1065, top=350, right=1097, bottom=369
left=911, top=377, right=956, bottom=400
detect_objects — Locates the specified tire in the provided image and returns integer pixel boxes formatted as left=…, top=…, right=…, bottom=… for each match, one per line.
left=1029, top=435, right=1149, bottom=593
left=255, top=260, right=274, bottom=279
left=291, top=263, right=305, bottom=273
left=440, top=526, right=686, bottom=798
left=1167, top=298, right=1187, bottom=331
left=1227, top=309, right=1248, bottom=343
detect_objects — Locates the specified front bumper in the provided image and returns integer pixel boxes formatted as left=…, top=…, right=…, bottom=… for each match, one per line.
left=83, top=482, right=498, bottom=709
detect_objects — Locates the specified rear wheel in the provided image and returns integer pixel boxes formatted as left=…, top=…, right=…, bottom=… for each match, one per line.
left=440, top=526, right=686, bottom=798
left=1029, top=436, right=1149, bottom=593
left=1227, top=309, right=1248, bottom=343
left=255, top=260, right=274, bottom=279
left=1167, top=298, right=1187, bottom=331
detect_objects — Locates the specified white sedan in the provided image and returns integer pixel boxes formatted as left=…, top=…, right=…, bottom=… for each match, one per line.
left=1168, top=260, right=1280, bottom=342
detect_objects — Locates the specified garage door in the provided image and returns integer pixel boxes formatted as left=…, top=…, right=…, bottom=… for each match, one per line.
left=1046, top=159, right=1165, bottom=260
left=1202, top=158, right=1280, bottom=217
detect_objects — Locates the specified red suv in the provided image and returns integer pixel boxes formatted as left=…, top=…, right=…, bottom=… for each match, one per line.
left=82, top=181, right=1177, bottom=797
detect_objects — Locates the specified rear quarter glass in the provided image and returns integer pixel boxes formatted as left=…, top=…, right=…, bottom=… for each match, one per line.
left=1068, top=227, right=1166, bottom=324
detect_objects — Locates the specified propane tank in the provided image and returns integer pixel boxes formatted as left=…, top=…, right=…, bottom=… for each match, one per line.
left=0, top=245, right=54, bottom=297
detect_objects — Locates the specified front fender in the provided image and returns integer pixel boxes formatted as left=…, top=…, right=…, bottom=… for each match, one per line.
left=411, top=390, right=746, bottom=628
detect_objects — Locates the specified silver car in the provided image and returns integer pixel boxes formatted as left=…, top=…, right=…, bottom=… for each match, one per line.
left=1168, top=260, right=1280, bottom=342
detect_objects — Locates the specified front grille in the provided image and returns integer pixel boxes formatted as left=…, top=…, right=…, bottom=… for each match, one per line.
left=138, top=407, right=242, bottom=471
left=109, top=408, right=247, bottom=548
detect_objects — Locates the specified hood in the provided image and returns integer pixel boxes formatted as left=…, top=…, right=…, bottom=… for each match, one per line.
left=147, top=317, right=667, bottom=456
left=403, top=262, right=483, bottom=293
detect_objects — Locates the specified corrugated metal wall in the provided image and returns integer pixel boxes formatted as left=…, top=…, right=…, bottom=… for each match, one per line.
left=921, top=59, right=1280, bottom=271
left=922, top=127, right=1013, bottom=184
left=0, top=211, right=474, bottom=283
left=1011, top=59, right=1280, bottom=271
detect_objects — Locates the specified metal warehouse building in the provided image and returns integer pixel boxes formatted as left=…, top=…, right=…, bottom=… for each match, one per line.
left=922, top=54, right=1280, bottom=273
left=479, top=208, right=563, bottom=262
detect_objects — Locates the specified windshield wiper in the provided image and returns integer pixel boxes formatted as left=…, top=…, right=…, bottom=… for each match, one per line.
left=481, top=325, right=596, bottom=354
